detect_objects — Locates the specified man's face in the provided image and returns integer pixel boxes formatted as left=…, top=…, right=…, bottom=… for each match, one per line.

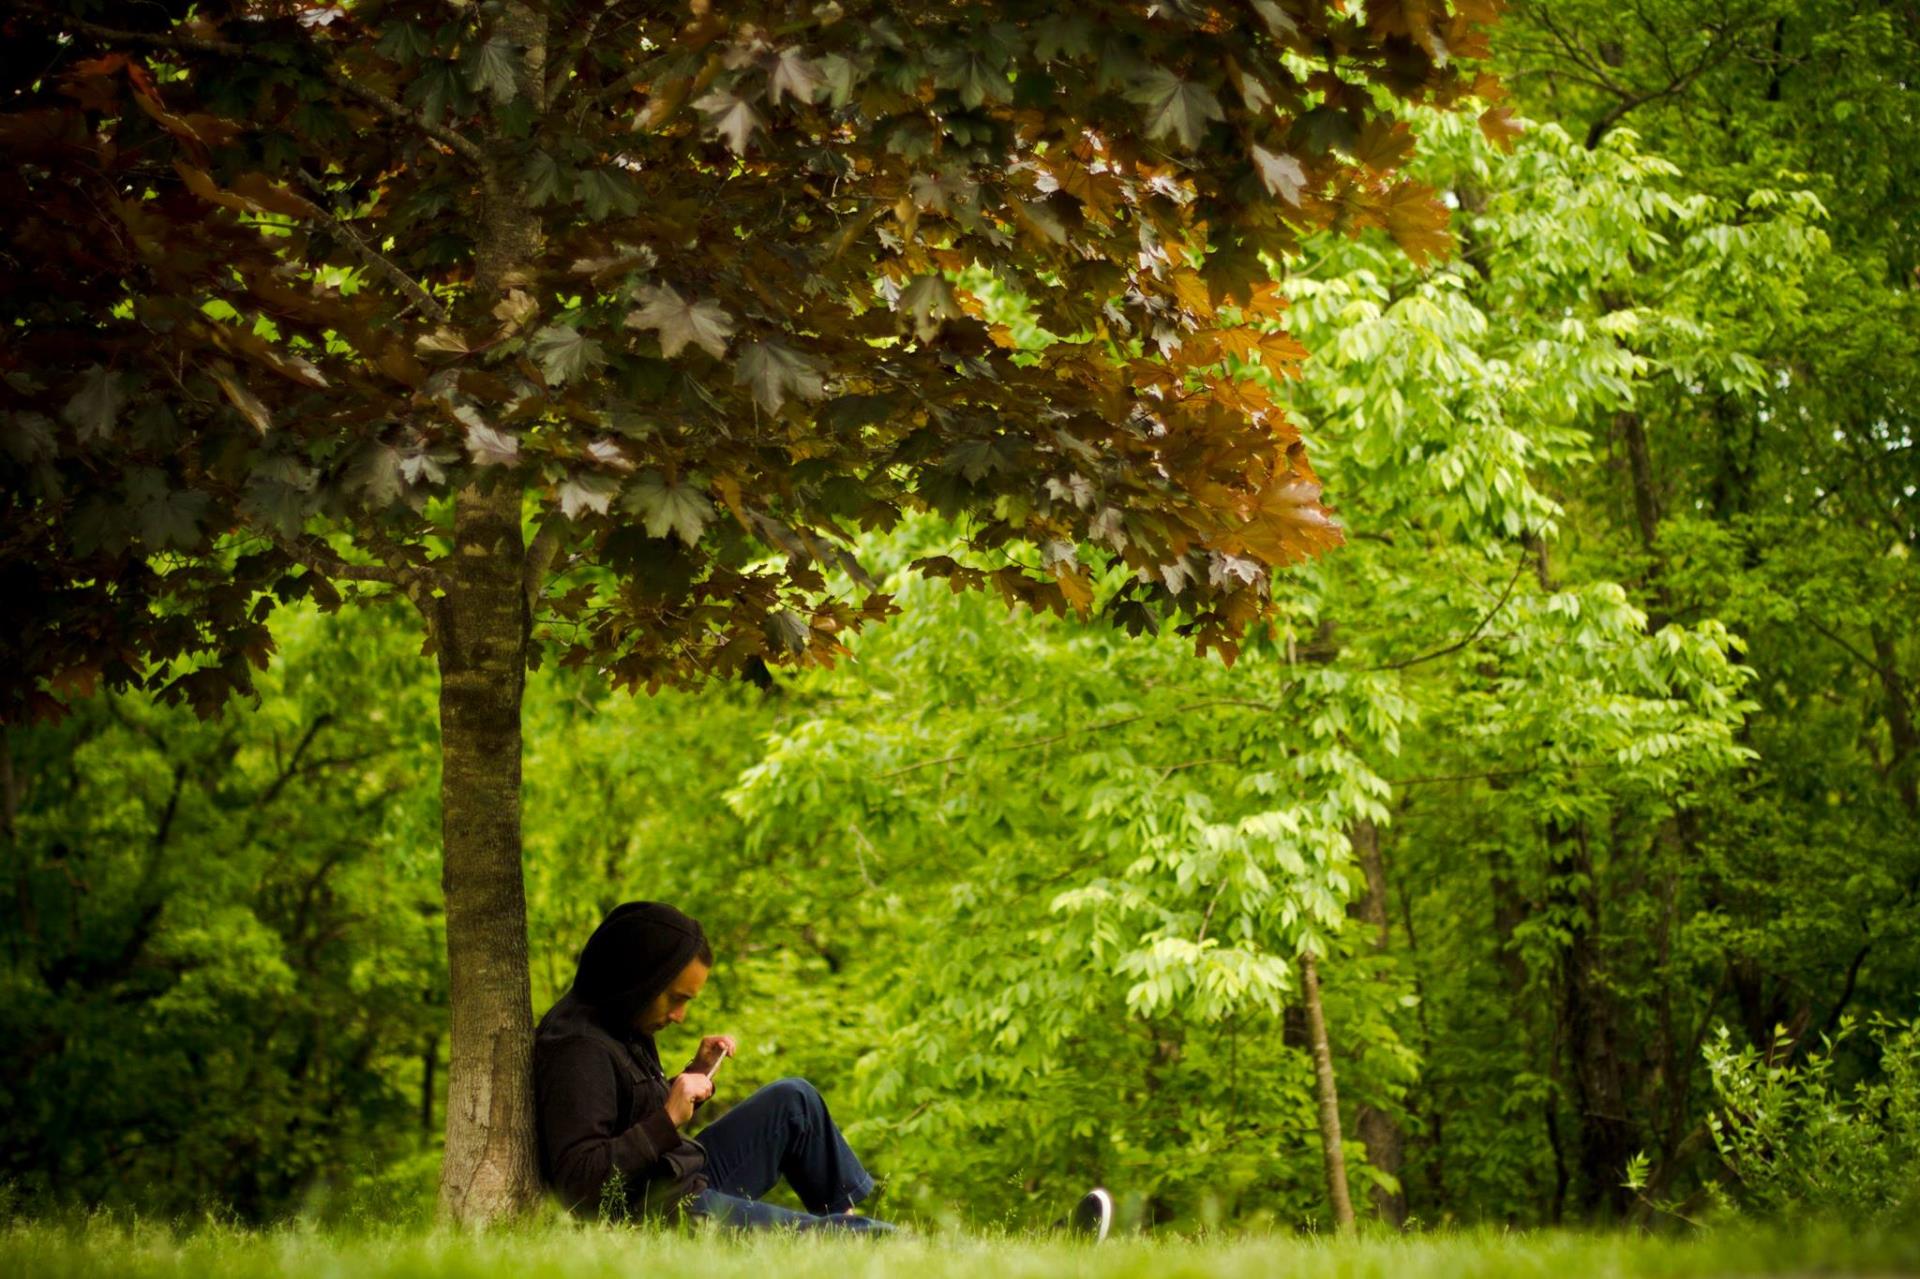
left=633, top=957, right=710, bottom=1036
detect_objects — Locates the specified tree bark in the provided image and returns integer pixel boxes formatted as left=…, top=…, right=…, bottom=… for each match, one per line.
left=1348, top=819, right=1408, bottom=1227
left=1300, top=952, right=1356, bottom=1233
left=1548, top=819, right=1634, bottom=1218
left=431, top=0, right=548, bottom=1225
left=433, top=481, right=540, bottom=1224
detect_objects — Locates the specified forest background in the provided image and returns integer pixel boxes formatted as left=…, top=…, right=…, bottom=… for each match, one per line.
left=4, top=0, right=1918, bottom=1239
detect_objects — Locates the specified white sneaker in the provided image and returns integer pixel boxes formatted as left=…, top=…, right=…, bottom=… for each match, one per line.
left=1069, top=1187, right=1113, bottom=1241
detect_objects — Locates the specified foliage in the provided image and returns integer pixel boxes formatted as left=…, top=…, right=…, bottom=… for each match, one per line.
left=1701, top=1016, right=1920, bottom=1223
left=1, top=0, right=1500, bottom=717
left=0, top=604, right=443, bottom=1220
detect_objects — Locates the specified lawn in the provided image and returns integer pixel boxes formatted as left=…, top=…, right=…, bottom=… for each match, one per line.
left=6, top=1219, right=1917, bottom=1279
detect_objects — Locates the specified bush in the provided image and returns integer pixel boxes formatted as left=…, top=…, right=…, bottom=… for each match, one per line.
left=1704, top=1014, right=1920, bottom=1221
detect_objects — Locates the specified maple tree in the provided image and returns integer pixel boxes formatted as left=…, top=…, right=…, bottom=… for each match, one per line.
left=1, top=0, right=1499, bottom=1222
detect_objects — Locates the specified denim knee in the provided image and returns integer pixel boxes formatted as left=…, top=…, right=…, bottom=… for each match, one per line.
left=768, top=1076, right=821, bottom=1117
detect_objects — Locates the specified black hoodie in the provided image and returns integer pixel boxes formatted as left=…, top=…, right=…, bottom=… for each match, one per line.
left=533, top=902, right=710, bottom=1217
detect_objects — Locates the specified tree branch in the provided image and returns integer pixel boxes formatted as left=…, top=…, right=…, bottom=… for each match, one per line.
left=880, top=698, right=1281, bottom=779
left=315, top=65, right=488, bottom=167
left=1368, top=555, right=1527, bottom=672
left=293, top=171, right=450, bottom=323
left=253, top=525, right=413, bottom=588
left=524, top=518, right=565, bottom=617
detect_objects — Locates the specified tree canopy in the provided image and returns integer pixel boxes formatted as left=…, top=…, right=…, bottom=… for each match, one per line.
left=5, top=0, right=1502, bottom=721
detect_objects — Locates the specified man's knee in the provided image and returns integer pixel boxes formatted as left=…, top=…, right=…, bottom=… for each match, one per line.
left=766, top=1076, right=822, bottom=1113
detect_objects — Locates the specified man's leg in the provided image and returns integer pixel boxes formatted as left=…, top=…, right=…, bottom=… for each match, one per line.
left=694, top=1077, right=876, bottom=1214
left=685, top=1188, right=891, bottom=1233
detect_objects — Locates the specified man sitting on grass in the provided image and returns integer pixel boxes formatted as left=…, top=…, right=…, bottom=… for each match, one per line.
left=534, top=901, right=1113, bottom=1237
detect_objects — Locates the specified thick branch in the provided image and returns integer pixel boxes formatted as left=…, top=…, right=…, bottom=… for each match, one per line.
left=294, top=171, right=450, bottom=322
left=523, top=518, right=565, bottom=617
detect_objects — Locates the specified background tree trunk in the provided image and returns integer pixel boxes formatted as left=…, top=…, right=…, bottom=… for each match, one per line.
left=1349, top=819, right=1409, bottom=1227
left=433, top=482, right=539, bottom=1223
left=1301, top=952, right=1357, bottom=1233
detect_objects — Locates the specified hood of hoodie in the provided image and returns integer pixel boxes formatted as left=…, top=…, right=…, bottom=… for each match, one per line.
left=548, top=901, right=708, bottom=1060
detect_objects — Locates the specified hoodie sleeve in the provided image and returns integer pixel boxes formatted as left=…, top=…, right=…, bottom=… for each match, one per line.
left=538, top=1037, right=684, bottom=1211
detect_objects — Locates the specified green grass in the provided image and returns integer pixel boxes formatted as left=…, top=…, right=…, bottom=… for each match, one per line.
left=5, top=1219, right=1919, bottom=1279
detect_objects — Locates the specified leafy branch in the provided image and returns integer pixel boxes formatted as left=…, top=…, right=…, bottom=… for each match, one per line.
left=880, top=698, right=1282, bottom=779
left=1367, top=555, right=1528, bottom=672
left=53, top=14, right=487, bottom=167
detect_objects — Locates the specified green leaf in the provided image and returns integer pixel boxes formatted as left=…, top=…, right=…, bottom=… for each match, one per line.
left=528, top=326, right=608, bottom=387
left=523, top=149, right=564, bottom=208
left=1129, top=69, right=1224, bottom=151
left=240, top=456, right=318, bottom=539
left=404, top=62, right=461, bottom=124
left=1033, top=15, right=1092, bottom=62
left=1250, top=0, right=1300, bottom=37
left=622, top=471, right=714, bottom=545
left=345, top=443, right=407, bottom=507
left=735, top=341, right=825, bottom=413
left=817, top=54, right=858, bottom=108
left=125, top=466, right=207, bottom=550
left=69, top=496, right=129, bottom=557
left=625, top=285, right=735, bottom=359
left=466, top=36, right=518, bottom=105
left=2, top=411, right=56, bottom=463
left=897, top=274, right=961, bottom=341
left=62, top=364, right=124, bottom=444
left=374, top=22, right=434, bottom=67
left=575, top=169, right=638, bottom=220
left=763, top=609, right=811, bottom=654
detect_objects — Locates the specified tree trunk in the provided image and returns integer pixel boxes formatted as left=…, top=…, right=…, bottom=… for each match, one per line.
left=1348, top=819, right=1408, bottom=1227
left=433, top=481, right=540, bottom=1224
left=430, top=0, right=549, bottom=1225
left=1548, top=819, right=1634, bottom=1218
left=1300, top=952, right=1356, bottom=1233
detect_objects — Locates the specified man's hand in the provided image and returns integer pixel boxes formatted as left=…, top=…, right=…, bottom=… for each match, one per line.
left=688, top=1033, right=737, bottom=1076
left=665, top=1071, right=714, bottom=1127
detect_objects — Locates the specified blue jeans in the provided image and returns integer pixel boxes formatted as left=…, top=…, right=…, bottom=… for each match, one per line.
left=685, top=1077, right=894, bottom=1233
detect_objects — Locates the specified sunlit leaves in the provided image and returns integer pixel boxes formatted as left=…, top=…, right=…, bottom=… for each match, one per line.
left=1380, top=181, right=1454, bottom=266
left=4, top=0, right=1500, bottom=721
left=734, top=341, right=825, bottom=413
left=527, top=325, right=607, bottom=387
left=463, top=422, right=520, bottom=467
left=625, top=285, right=735, bottom=359
left=559, top=470, right=620, bottom=519
left=623, top=471, right=713, bottom=545
left=1253, top=145, right=1308, bottom=205
left=692, top=89, right=762, bottom=155
left=768, top=49, right=822, bottom=106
